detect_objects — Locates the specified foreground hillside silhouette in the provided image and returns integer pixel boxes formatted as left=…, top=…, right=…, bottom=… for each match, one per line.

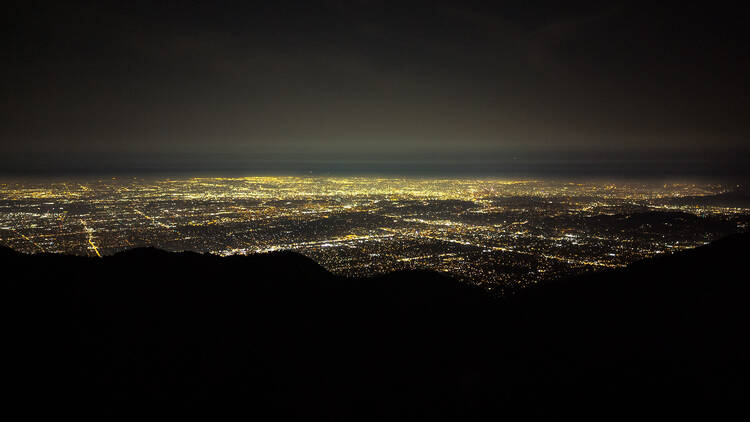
left=4, top=234, right=749, bottom=418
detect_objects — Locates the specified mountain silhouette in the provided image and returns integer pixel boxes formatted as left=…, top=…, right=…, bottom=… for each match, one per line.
left=663, top=190, right=750, bottom=207
left=3, top=233, right=749, bottom=418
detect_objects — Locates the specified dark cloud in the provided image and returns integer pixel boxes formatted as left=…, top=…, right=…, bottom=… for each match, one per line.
left=2, top=1, right=748, bottom=176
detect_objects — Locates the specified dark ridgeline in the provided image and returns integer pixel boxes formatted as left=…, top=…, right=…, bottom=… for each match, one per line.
left=663, top=190, right=750, bottom=208
left=3, top=234, right=749, bottom=418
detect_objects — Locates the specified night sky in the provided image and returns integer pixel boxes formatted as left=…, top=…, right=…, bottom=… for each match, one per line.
left=3, top=1, right=749, bottom=177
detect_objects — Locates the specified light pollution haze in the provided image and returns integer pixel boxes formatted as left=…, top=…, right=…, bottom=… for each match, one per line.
left=2, top=2, right=749, bottom=178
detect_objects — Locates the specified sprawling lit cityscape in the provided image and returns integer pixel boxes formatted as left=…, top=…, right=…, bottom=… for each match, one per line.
left=1, top=176, right=747, bottom=289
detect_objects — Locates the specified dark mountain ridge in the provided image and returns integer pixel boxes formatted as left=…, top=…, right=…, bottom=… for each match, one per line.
left=663, top=190, right=750, bottom=207
left=3, top=234, right=750, bottom=418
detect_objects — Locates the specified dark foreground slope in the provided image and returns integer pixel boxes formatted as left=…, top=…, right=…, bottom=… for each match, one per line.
left=3, top=235, right=749, bottom=418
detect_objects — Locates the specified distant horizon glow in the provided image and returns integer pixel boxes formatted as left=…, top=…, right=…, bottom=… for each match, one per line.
left=3, top=3, right=749, bottom=180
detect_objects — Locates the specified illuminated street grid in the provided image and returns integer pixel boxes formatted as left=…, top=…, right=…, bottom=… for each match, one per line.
left=1, top=177, right=747, bottom=289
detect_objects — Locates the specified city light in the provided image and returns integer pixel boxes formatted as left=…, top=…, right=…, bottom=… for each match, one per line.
left=0, top=176, right=745, bottom=289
